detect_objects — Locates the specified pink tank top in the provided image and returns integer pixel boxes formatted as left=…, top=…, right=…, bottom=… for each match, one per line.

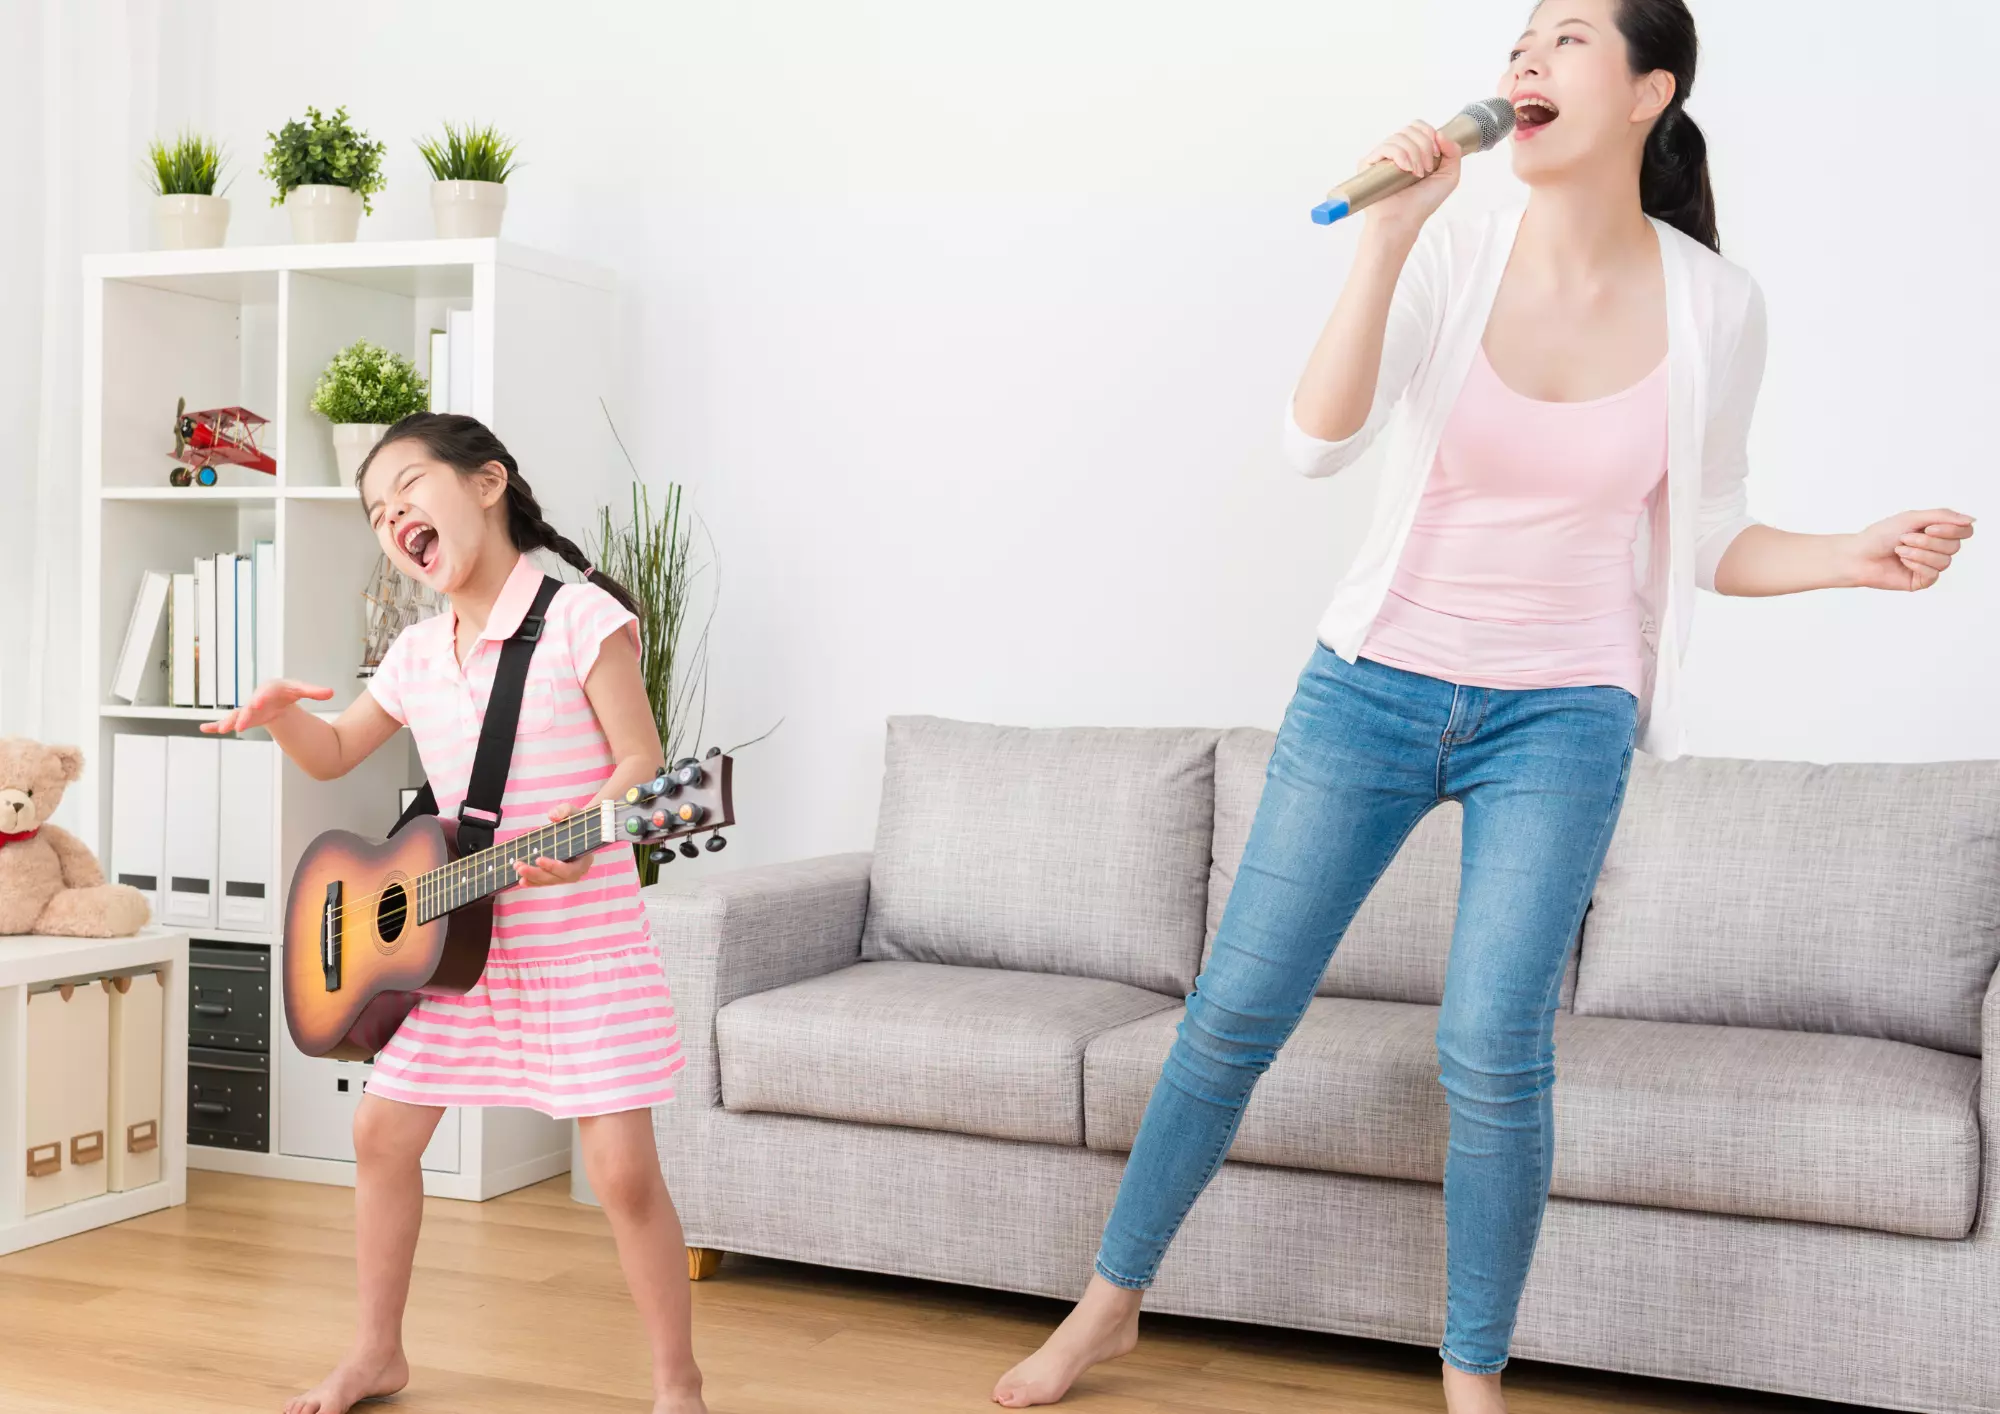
left=1360, top=345, right=1667, bottom=696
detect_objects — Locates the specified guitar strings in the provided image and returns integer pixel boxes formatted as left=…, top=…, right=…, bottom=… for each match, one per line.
left=322, top=814, right=594, bottom=924
left=320, top=818, right=593, bottom=928
left=319, top=814, right=603, bottom=928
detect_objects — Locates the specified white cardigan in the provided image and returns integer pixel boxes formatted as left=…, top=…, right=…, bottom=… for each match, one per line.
left=1284, top=208, right=1767, bottom=760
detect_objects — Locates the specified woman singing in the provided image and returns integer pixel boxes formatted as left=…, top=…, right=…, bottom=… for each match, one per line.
left=995, top=0, right=1974, bottom=1408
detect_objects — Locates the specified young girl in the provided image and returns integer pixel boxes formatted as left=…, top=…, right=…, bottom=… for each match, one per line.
left=996, top=0, right=1972, bottom=1409
left=203, top=413, right=707, bottom=1414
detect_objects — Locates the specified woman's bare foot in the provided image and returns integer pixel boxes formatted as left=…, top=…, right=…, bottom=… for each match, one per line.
left=992, top=1275, right=1143, bottom=1407
left=282, top=1347, right=409, bottom=1414
left=1441, top=1363, right=1507, bottom=1414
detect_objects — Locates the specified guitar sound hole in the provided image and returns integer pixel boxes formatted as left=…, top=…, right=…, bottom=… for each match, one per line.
left=377, top=880, right=410, bottom=951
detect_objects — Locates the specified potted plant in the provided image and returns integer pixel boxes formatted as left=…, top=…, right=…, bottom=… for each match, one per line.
left=588, top=417, right=717, bottom=887
left=416, top=122, right=519, bottom=239
left=147, top=131, right=230, bottom=250
left=260, top=106, right=386, bottom=243
left=312, top=340, right=429, bottom=480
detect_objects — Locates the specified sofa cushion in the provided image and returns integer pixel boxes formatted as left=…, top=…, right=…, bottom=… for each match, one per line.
left=1207, top=728, right=1581, bottom=1007
left=1083, top=998, right=1980, bottom=1239
left=718, top=960, right=1176, bottom=1145
left=1574, top=755, right=2000, bottom=1055
left=862, top=716, right=1220, bottom=995
left=1087, top=997, right=1449, bottom=1179
left=1550, top=1013, right=1980, bottom=1237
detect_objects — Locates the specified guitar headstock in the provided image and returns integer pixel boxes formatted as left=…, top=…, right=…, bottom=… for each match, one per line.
left=605, top=750, right=737, bottom=861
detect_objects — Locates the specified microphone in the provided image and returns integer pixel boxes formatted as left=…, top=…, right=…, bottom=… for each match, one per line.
left=1311, top=98, right=1517, bottom=226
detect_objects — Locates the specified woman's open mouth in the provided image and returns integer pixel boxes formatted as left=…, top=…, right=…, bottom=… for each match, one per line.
left=1513, top=96, right=1560, bottom=139
left=397, top=519, right=441, bottom=572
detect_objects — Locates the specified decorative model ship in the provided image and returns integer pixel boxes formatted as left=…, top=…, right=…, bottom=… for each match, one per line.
left=358, top=555, right=442, bottom=677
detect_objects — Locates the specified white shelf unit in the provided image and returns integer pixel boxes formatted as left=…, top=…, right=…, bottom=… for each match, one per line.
left=1, top=930, right=188, bottom=1256
left=74, top=239, right=622, bottom=1201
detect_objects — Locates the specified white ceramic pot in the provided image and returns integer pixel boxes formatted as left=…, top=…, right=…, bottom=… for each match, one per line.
left=430, top=180, right=508, bottom=239
left=154, top=194, right=230, bottom=250
left=331, top=422, right=390, bottom=482
left=286, top=184, right=364, bottom=243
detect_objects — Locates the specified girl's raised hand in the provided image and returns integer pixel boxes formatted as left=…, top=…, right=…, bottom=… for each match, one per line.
left=200, top=678, right=334, bottom=735
left=514, top=802, right=594, bottom=887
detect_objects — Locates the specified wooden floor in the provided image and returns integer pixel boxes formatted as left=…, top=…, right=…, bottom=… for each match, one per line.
left=0, top=1171, right=1875, bottom=1414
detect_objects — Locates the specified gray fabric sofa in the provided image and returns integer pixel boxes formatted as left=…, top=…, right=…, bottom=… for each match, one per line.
left=647, top=715, right=2000, bottom=1413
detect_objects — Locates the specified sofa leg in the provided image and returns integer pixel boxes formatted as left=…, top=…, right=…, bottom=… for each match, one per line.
left=687, top=1247, right=725, bottom=1281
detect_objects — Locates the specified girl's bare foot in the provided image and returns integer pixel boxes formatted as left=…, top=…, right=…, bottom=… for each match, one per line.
left=992, top=1276, right=1143, bottom=1407
left=282, top=1347, right=409, bottom=1414
left=652, top=1378, right=708, bottom=1414
left=1442, top=1363, right=1507, bottom=1414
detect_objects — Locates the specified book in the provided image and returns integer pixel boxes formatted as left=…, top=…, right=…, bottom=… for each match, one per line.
left=428, top=329, right=450, bottom=414
left=214, top=553, right=239, bottom=709
left=254, top=540, right=278, bottom=696
left=194, top=557, right=217, bottom=708
left=169, top=572, right=195, bottom=707
left=235, top=554, right=256, bottom=702
left=446, top=308, right=474, bottom=414
left=110, top=570, right=171, bottom=703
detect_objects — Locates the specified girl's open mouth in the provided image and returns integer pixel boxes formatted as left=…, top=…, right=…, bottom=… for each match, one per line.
left=397, top=520, right=441, bottom=572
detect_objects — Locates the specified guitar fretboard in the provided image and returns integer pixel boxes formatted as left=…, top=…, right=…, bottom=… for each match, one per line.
left=413, top=808, right=609, bottom=923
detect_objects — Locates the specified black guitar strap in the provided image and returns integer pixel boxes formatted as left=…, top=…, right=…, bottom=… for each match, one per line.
left=390, top=575, right=563, bottom=852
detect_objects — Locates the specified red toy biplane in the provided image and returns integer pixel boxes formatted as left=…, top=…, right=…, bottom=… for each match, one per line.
left=170, top=398, right=276, bottom=486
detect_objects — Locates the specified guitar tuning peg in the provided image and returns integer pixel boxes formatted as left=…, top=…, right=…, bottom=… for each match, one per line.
left=678, top=839, right=700, bottom=859
left=705, top=746, right=721, bottom=759
left=705, top=833, right=728, bottom=853
left=649, top=846, right=674, bottom=865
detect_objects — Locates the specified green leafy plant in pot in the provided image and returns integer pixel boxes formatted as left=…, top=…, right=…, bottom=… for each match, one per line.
left=312, top=340, right=429, bottom=482
left=417, top=122, right=519, bottom=239
left=261, top=106, right=386, bottom=244
left=148, top=131, right=231, bottom=250
left=588, top=417, right=716, bottom=887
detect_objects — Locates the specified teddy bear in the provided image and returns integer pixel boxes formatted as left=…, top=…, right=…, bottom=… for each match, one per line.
left=0, top=737, right=150, bottom=938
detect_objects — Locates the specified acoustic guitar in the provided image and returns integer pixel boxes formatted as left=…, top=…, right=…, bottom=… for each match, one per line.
left=283, top=754, right=734, bottom=1060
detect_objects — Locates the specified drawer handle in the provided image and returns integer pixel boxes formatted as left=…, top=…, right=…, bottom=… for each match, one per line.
left=127, top=1120, right=158, bottom=1154
left=70, top=1131, right=105, bottom=1166
left=194, top=1003, right=232, bottom=1017
left=191, top=1101, right=230, bottom=1118
left=25, top=1143, right=61, bottom=1178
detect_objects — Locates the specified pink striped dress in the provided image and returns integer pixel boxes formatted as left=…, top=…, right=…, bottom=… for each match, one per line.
left=360, top=553, right=684, bottom=1118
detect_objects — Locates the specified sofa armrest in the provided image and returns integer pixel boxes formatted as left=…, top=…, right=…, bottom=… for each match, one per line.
left=645, top=852, right=871, bottom=1107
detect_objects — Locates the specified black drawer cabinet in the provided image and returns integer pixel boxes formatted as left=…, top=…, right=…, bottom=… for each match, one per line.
left=188, top=1046, right=269, bottom=1151
left=189, top=940, right=270, bottom=1052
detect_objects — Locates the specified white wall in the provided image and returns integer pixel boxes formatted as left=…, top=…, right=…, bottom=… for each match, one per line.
left=18, top=0, right=1997, bottom=868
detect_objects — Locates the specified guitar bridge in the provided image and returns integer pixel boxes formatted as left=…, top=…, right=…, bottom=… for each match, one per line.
left=322, top=881, right=342, bottom=993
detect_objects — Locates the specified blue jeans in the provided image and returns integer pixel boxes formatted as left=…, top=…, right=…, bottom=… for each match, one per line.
left=1093, top=646, right=1638, bottom=1376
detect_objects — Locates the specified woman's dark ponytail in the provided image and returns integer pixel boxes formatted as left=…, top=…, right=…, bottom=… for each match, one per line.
left=1616, top=0, right=1720, bottom=253
left=355, top=412, right=643, bottom=618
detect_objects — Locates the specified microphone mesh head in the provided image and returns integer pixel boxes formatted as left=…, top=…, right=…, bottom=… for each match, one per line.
left=1460, top=97, right=1518, bottom=152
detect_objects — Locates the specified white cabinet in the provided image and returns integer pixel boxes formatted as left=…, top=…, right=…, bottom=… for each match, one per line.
left=278, top=1047, right=459, bottom=1173
left=2, top=931, right=189, bottom=1256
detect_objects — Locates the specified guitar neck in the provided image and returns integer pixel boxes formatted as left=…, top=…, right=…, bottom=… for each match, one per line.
left=413, top=801, right=616, bottom=924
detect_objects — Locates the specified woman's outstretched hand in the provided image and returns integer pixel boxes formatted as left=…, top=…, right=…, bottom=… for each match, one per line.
left=1845, top=510, right=1975, bottom=591
left=200, top=679, right=334, bottom=735
left=515, top=802, right=594, bottom=887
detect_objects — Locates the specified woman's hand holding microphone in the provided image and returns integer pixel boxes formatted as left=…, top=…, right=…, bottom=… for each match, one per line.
left=1357, top=121, right=1464, bottom=242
